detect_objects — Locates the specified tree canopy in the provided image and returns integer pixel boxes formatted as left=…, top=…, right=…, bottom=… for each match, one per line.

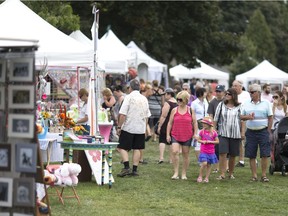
left=24, top=1, right=288, bottom=76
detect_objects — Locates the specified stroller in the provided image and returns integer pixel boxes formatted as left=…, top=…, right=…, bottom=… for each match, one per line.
left=269, top=117, right=288, bottom=176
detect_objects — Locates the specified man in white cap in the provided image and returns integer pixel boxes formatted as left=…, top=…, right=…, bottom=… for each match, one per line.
left=241, top=83, right=273, bottom=182
left=207, top=84, right=226, bottom=173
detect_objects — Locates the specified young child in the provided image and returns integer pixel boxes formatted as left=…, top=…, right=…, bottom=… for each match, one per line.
left=196, top=116, right=219, bottom=183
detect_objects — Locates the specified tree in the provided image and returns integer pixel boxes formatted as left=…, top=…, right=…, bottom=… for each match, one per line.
left=24, top=1, right=80, bottom=34
left=245, top=9, right=277, bottom=64
left=94, top=1, right=241, bottom=68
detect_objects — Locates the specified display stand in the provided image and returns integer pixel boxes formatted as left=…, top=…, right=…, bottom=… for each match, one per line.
left=36, top=141, right=51, bottom=216
left=0, top=39, right=51, bottom=215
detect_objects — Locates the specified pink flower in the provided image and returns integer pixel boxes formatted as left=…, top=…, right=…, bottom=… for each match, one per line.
left=42, top=93, right=47, bottom=100
left=88, top=150, right=101, bottom=162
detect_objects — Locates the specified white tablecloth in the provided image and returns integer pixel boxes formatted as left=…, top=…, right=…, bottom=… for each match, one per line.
left=39, top=132, right=63, bottom=163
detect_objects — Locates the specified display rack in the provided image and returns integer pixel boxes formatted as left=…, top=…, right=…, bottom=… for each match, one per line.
left=0, top=39, right=51, bottom=215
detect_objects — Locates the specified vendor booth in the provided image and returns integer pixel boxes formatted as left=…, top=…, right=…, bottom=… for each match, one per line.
left=127, top=41, right=168, bottom=87
left=169, top=59, right=229, bottom=88
left=235, top=60, right=288, bottom=91
left=0, top=0, right=117, bottom=193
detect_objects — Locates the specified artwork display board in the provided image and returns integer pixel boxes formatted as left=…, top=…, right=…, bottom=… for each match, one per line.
left=0, top=44, right=50, bottom=215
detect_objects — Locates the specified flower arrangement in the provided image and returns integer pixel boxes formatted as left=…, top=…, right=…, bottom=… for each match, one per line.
left=73, top=125, right=89, bottom=135
left=58, top=104, right=88, bottom=135
left=58, top=105, right=76, bottom=129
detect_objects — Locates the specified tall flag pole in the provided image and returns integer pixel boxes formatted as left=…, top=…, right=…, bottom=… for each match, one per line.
left=92, top=3, right=100, bottom=136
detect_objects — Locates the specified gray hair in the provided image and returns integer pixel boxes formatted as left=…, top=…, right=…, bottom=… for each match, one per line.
left=249, top=83, right=261, bottom=92
left=234, top=80, right=243, bottom=86
left=130, top=79, right=140, bottom=91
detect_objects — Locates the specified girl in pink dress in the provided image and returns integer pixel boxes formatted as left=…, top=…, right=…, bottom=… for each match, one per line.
left=196, top=117, right=219, bottom=183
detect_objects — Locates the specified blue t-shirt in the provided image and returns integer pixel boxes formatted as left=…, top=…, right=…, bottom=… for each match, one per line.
left=241, top=100, right=272, bottom=130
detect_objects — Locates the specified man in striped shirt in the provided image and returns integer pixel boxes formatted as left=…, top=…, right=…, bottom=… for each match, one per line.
left=241, top=83, right=273, bottom=182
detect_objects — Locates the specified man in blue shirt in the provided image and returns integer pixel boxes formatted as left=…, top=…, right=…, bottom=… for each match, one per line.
left=241, top=83, right=273, bottom=182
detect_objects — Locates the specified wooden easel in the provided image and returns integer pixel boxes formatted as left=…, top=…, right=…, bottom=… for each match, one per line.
left=36, top=139, right=51, bottom=216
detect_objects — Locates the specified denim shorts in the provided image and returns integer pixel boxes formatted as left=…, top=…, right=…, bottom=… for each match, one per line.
left=171, top=136, right=192, bottom=147
left=245, top=128, right=270, bottom=158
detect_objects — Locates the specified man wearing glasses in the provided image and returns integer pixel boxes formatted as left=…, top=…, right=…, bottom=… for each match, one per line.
left=240, top=83, right=273, bottom=182
left=232, top=80, right=250, bottom=168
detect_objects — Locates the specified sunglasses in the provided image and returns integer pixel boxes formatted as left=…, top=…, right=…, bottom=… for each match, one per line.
left=272, top=95, right=279, bottom=99
left=216, top=90, right=222, bottom=93
left=250, top=91, right=257, bottom=94
left=226, top=93, right=232, bottom=96
left=177, top=98, right=183, bottom=102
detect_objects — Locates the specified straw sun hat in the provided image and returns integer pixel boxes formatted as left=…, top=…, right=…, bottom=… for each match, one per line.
left=201, top=117, right=213, bottom=126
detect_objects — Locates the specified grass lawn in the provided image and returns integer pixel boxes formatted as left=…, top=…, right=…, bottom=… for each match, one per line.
left=48, top=141, right=287, bottom=216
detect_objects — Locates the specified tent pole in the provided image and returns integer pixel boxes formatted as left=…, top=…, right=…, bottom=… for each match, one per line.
left=92, top=3, right=100, bottom=136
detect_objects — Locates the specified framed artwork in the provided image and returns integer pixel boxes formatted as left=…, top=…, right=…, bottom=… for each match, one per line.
left=8, top=114, right=34, bottom=138
left=0, top=213, right=10, bottom=216
left=0, top=144, right=11, bottom=171
left=0, top=86, right=4, bottom=110
left=9, top=58, right=33, bottom=82
left=15, top=143, right=37, bottom=173
left=0, top=60, right=6, bottom=83
left=13, top=178, right=35, bottom=207
left=8, top=85, right=34, bottom=109
left=0, top=177, right=13, bottom=207
left=13, top=214, right=33, bottom=216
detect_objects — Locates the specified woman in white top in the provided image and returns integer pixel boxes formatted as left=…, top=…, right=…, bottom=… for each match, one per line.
left=272, top=91, right=288, bottom=130
left=77, top=88, right=90, bottom=135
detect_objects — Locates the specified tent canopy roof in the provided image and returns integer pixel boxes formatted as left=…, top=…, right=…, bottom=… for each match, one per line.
left=170, top=60, right=229, bottom=80
left=0, top=0, right=93, bottom=67
left=127, top=41, right=167, bottom=72
left=236, top=60, right=288, bottom=81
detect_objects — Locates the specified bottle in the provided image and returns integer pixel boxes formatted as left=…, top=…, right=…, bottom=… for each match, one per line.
left=107, top=108, right=111, bottom=122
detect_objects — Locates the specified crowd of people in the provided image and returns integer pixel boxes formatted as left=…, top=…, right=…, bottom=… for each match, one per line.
left=88, top=76, right=288, bottom=183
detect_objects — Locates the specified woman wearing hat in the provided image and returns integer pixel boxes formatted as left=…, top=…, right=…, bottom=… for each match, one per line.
left=214, top=88, right=244, bottom=180
left=167, top=90, right=198, bottom=180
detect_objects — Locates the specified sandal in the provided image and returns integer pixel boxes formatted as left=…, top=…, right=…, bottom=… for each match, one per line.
left=171, top=176, right=179, bottom=180
left=197, top=177, right=203, bottom=183
left=261, top=176, right=269, bottom=182
left=250, top=177, right=258, bottom=182
left=181, top=176, right=188, bottom=180
left=203, top=178, right=209, bottom=183
left=216, top=175, right=225, bottom=180
left=229, top=175, right=235, bottom=179
left=212, top=169, right=218, bottom=173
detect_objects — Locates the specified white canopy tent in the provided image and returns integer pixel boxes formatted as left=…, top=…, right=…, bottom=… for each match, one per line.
left=69, top=30, right=93, bottom=48
left=127, top=41, right=168, bottom=86
left=97, top=30, right=133, bottom=74
left=236, top=60, right=288, bottom=90
left=170, top=60, right=229, bottom=88
left=0, top=0, right=93, bottom=69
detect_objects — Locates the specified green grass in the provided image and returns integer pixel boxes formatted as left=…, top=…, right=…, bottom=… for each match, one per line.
left=48, top=142, right=287, bottom=216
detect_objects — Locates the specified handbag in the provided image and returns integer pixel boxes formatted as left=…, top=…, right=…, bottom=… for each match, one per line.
left=154, top=121, right=160, bottom=135
left=216, top=102, right=223, bottom=130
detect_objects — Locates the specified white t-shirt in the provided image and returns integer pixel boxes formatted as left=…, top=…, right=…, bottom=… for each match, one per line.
left=119, top=91, right=151, bottom=134
left=79, top=103, right=88, bottom=125
left=272, top=107, right=287, bottom=129
left=238, top=91, right=250, bottom=104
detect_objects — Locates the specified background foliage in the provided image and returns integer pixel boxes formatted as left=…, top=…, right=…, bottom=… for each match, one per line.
left=25, top=1, right=288, bottom=78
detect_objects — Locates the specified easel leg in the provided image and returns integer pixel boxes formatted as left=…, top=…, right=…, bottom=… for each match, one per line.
left=108, top=147, right=112, bottom=189
left=101, top=150, right=105, bottom=185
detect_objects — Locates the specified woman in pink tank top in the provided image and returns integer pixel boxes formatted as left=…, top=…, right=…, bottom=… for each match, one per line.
left=167, top=91, right=198, bottom=180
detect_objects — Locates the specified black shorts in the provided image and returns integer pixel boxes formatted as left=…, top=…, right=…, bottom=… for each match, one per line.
left=159, top=132, right=171, bottom=145
left=219, top=136, right=241, bottom=157
left=118, top=130, right=145, bottom=151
